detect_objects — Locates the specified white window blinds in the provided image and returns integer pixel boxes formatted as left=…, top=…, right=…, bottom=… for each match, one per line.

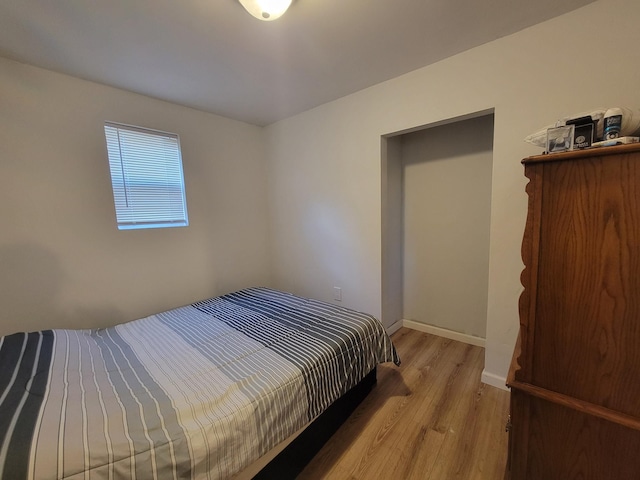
left=104, top=122, right=189, bottom=230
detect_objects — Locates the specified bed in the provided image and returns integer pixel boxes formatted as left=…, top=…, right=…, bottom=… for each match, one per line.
left=0, top=287, right=399, bottom=479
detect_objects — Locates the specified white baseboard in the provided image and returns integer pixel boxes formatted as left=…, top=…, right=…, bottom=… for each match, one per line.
left=402, top=319, right=485, bottom=348
left=386, top=319, right=403, bottom=336
left=481, top=369, right=508, bottom=391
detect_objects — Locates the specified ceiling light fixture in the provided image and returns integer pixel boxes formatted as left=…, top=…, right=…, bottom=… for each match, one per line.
left=238, top=0, right=292, bottom=21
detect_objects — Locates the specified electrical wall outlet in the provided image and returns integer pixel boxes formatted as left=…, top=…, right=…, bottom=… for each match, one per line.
left=333, top=286, right=342, bottom=301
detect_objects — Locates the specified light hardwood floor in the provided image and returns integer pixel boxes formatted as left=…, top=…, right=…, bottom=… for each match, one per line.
left=298, top=327, right=510, bottom=479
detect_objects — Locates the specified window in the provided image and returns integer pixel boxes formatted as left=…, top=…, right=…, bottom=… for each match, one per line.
left=104, top=122, right=188, bottom=230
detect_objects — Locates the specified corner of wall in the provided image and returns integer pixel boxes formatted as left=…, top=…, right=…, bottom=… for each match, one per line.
left=481, top=369, right=508, bottom=391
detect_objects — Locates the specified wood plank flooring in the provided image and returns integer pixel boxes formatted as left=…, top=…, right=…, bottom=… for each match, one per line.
left=298, top=327, right=510, bottom=479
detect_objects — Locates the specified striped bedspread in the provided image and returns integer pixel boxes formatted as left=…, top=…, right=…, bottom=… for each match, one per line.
left=0, top=287, right=399, bottom=479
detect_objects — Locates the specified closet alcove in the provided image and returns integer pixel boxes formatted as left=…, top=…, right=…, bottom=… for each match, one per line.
left=381, top=111, right=494, bottom=346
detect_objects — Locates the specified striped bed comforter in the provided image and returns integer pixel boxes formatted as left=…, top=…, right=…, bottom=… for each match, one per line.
left=0, top=287, right=400, bottom=479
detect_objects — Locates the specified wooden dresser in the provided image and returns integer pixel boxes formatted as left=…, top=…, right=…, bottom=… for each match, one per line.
left=506, top=144, right=640, bottom=479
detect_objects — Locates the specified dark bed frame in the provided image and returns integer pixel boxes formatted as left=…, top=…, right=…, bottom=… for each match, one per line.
left=253, top=368, right=377, bottom=479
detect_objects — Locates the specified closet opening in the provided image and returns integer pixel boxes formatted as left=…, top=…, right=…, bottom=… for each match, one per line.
left=381, top=110, right=494, bottom=346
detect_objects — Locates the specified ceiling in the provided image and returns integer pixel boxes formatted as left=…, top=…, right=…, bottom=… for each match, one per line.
left=0, top=0, right=595, bottom=126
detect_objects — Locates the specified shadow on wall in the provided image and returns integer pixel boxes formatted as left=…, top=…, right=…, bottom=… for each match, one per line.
left=0, top=243, right=124, bottom=336
left=402, top=114, right=495, bottom=167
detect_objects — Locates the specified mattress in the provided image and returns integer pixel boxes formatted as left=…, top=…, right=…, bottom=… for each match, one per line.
left=0, top=287, right=399, bottom=479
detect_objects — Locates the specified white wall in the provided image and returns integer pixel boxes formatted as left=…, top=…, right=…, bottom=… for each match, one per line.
left=0, top=57, right=271, bottom=337
left=381, top=135, right=404, bottom=331
left=402, top=115, right=493, bottom=339
left=264, top=0, right=640, bottom=388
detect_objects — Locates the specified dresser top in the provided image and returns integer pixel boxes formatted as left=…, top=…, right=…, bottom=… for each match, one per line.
left=523, top=143, right=640, bottom=165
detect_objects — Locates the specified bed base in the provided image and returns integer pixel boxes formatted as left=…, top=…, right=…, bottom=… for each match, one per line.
left=253, top=368, right=377, bottom=479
